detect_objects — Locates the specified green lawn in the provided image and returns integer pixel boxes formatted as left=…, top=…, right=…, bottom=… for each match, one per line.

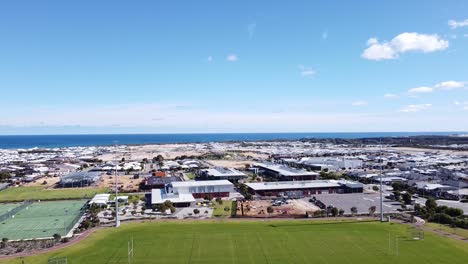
left=212, top=200, right=234, bottom=217
left=3, top=220, right=468, bottom=264
left=0, top=186, right=108, bottom=202
left=426, top=222, right=468, bottom=239
left=185, top=173, right=196, bottom=180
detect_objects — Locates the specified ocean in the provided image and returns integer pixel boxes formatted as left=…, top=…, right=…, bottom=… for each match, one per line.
left=0, top=132, right=461, bottom=149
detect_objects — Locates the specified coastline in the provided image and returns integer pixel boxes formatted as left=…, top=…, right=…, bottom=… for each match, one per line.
left=0, top=132, right=465, bottom=150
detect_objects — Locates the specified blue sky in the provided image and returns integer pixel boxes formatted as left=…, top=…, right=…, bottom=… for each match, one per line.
left=0, top=0, right=467, bottom=134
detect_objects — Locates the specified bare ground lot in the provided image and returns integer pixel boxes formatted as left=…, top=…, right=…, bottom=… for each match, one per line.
left=97, top=175, right=141, bottom=192
left=390, top=147, right=468, bottom=155
left=237, top=199, right=318, bottom=217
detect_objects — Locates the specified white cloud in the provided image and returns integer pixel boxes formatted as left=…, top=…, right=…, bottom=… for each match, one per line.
left=408, top=86, right=433, bottom=93
left=448, top=19, right=468, bottom=29
left=361, top=40, right=396, bottom=60
left=247, top=23, right=256, bottom=39
left=434, top=80, right=465, bottom=90
left=351, top=101, right=368, bottom=106
left=226, top=54, right=238, bottom=62
left=399, top=104, right=432, bottom=113
left=299, top=65, right=316, bottom=77
left=362, top=32, right=449, bottom=60
left=207, top=56, right=213, bottom=63
left=384, top=93, right=398, bottom=98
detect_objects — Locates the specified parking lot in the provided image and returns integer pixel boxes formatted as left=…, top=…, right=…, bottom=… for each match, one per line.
left=301, top=193, right=402, bottom=215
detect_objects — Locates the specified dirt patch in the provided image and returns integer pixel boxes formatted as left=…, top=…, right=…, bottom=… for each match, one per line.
left=98, top=175, right=142, bottom=192
left=236, top=199, right=319, bottom=217
left=23, top=176, right=60, bottom=187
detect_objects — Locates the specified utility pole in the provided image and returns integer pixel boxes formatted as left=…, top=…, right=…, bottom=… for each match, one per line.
left=380, top=138, right=384, bottom=222
left=115, top=145, right=120, bottom=228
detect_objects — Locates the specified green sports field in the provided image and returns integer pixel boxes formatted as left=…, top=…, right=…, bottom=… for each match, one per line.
left=0, top=200, right=87, bottom=240
left=0, top=186, right=107, bottom=202
left=2, top=220, right=468, bottom=264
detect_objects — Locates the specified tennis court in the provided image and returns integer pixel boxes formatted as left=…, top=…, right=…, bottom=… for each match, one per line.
left=0, top=200, right=87, bottom=240
left=0, top=203, right=21, bottom=216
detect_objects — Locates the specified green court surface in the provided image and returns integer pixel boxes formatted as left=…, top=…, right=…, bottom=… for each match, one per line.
left=0, top=203, right=21, bottom=216
left=0, top=200, right=87, bottom=240
left=3, top=220, right=468, bottom=264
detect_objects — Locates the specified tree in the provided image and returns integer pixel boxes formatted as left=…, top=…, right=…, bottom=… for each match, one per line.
left=368, top=206, right=376, bottom=216
left=53, top=233, right=61, bottom=241
left=402, top=192, right=412, bottom=205
left=0, top=238, right=8, bottom=249
left=193, top=209, right=200, bottom=215
left=350, top=207, right=358, bottom=216
left=425, top=198, right=437, bottom=211
left=330, top=207, right=339, bottom=217
left=372, top=186, right=379, bottom=192
left=393, top=190, right=401, bottom=201
left=216, top=197, right=223, bottom=205
left=267, top=206, right=274, bottom=215
left=338, top=209, right=345, bottom=216
left=0, top=172, right=11, bottom=182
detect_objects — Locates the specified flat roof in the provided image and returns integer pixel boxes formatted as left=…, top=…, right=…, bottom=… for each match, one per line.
left=203, top=167, right=247, bottom=177
left=245, top=180, right=342, bottom=191
left=254, top=162, right=318, bottom=177
left=151, top=189, right=196, bottom=204
left=171, top=180, right=233, bottom=188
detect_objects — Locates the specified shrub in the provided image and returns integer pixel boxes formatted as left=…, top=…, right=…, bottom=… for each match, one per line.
left=429, top=213, right=453, bottom=225
left=266, top=206, right=274, bottom=214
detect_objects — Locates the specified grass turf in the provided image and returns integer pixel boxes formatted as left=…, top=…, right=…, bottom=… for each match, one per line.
left=2, top=220, right=468, bottom=264
left=212, top=200, right=235, bottom=217
left=0, top=200, right=87, bottom=240
left=0, top=186, right=107, bottom=202
left=426, top=222, right=468, bottom=239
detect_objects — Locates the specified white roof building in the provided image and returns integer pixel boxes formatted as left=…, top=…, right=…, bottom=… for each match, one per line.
left=89, top=193, right=111, bottom=205
left=151, top=189, right=196, bottom=205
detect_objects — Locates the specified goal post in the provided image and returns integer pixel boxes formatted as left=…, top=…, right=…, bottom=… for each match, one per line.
left=128, top=236, right=134, bottom=264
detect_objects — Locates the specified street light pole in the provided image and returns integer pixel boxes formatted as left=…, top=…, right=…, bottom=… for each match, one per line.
left=114, top=144, right=120, bottom=228
left=380, top=138, right=384, bottom=222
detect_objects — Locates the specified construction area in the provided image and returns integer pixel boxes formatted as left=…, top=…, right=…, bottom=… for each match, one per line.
left=236, top=199, right=319, bottom=217
left=0, top=200, right=87, bottom=240
left=98, top=174, right=139, bottom=192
